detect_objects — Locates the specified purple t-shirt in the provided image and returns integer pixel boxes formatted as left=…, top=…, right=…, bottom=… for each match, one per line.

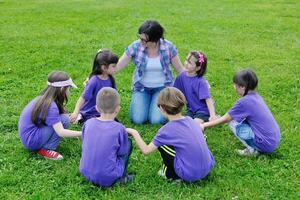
left=174, top=72, right=210, bottom=115
left=18, top=97, right=61, bottom=150
left=228, top=92, right=280, bottom=153
left=152, top=116, right=215, bottom=181
left=80, top=118, right=129, bottom=187
left=80, top=75, right=113, bottom=120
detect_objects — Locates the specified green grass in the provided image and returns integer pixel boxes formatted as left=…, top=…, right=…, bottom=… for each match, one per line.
left=1, top=0, right=300, bottom=199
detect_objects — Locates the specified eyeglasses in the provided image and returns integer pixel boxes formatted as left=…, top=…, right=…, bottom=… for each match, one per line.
left=137, top=34, right=149, bottom=43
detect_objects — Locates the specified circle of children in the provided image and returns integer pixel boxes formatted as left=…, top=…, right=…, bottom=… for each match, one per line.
left=18, top=20, right=280, bottom=188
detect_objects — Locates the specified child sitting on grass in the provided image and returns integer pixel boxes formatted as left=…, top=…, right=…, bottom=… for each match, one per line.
left=126, top=87, right=215, bottom=182
left=174, top=51, right=217, bottom=123
left=200, top=69, right=281, bottom=156
left=80, top=87, right=133, bottom=188
left=18, top=71, right=81, bottom=160
left=70, top=49, right=118, bottom=124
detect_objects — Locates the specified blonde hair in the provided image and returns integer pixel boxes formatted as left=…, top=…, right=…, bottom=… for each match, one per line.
left=157, top=87, right=186, bottom=115
left=96, top=87, right=120, bottom=114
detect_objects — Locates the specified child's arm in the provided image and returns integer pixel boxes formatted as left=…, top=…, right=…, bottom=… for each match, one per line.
left=126, top=128, right=157, bottom=155
left=53, top=122, right=82, bottom=137
left=205, top=98, right=218, bottom=121
left=116, top=53, right=131, bottom=73
left=171, top=55, right=184, bottom=73
left=202, top=113, right=232, bottom=129
left=70, top=96, right=85, bottom=123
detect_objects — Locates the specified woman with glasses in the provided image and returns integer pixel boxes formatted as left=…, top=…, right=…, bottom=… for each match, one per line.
left=116, top=20, right=183, bottom=124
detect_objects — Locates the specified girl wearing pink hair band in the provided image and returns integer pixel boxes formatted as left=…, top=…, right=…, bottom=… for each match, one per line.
left=174, top=51, right=218, bottom=123
left=18, top=71, right=81, bottom=160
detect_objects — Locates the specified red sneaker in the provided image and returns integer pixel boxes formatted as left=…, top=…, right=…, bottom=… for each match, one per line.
left=37, top=149, right=63, bottom=160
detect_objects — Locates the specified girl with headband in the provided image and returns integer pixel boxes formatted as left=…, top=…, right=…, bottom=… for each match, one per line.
left=174, top=51, right=218, bottom=123
left=18, top=71, right=81, bottom=160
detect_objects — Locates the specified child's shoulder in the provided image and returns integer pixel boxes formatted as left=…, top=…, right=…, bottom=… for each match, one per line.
left=84, top=119, right=125, bottom=133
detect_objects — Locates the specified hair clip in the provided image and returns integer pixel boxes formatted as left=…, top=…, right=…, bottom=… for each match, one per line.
left=198, top=52, right=205, bottom=64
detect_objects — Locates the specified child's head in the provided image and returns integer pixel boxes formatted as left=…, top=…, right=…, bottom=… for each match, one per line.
left=184, top=51, right=207, bottom=77
left=32, top=71, right=77, bottom=125
left=233, top=69, right=258, bottom=96
left=91, top=49, right=119, bottom=87
left=96, top=87, right=120, bottom=114
left=157, top=87, right=186, bottom=116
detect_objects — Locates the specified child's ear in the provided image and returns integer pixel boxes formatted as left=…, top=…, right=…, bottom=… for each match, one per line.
left=95, top=106, right=100, bottom=113
left=101, top=64, right=108, bottom=71
left=114, top=105, right=121, bottom=114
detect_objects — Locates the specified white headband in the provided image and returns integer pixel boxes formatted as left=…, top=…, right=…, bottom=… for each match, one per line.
left=47, top=78, right=77, bottom=89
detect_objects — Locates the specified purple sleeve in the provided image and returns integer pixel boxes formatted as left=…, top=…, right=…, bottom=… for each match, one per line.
left=117, top=127, right=129, bottom=156
left=228, top=100, right=247, bottom=122
left=45, top=103, right=61, bottom=126
left=82, top=78, right=96, bottom=101
left=173, top=76, right=181, bottom=90
left=197, top=79, right=210, bottom=100
left=152, top=128, right=169, bottom=147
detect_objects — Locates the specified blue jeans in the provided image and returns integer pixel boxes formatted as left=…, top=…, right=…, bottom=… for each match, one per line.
left=120, top=138, right=133, bottom=177
left=187, top=111, right=210, bottom=122
left=130, top=87, right=165, bottom=124
left=39, top=114, right=70, bottom=150
left=229, top=120, right=258, bottom=150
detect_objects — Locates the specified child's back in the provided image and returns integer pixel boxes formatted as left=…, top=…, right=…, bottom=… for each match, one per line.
left=228, top=92, right=280, bottom=153
left=80, top=75, right=113, bottom=120
left=153, top=116, right=215, bottom=181
left=80, top=118, right=129, bottom=187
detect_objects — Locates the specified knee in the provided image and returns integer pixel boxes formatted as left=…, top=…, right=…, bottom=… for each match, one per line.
left=149, top=115, right=165, bottom=125
left=130, top=116, right=147, bottom=124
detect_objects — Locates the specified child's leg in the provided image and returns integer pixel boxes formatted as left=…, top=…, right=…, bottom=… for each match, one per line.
left=40, top=114, right=69, bottom=150
left=158, top=145, right=180, bottom=180
left=193, top=112, right=210, bottom=122
left=229, top=120, right=256, bottom=150
left=148, top=87, right=165, bottom=124
left=130, top=90, right=150, bottom=124
left=121, top=138, right=133, bottom=177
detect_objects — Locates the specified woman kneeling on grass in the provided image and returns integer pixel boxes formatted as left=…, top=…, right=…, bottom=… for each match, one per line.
left=126, top=87, right=215, bottom=182
left=199, top=69, right=280, bottom=156
left=18, top=71, right=82, bottom=160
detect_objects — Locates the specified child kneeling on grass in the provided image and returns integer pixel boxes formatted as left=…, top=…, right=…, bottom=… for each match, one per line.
left=80, top=87, right=133, bottom=188
left=18, top=71, right=81, bottom=160
left=126, top=87, right=215, bottom=182
left=200, top=69, right=280, bottom=156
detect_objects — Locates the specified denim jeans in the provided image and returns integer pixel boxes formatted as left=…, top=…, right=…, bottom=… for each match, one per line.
left=130, top=87, right=165, bottom=124
left=187, top=111, right=210, bottom=122
left=229, top=120, right=257, bottom=150
left=39, top=114, right=70, bottom=150
left=120, top=138, right=133, bottom=177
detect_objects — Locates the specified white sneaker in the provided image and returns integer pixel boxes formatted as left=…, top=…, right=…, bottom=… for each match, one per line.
left=157, top=168, right=166, bottom=179
left=236, top=148, right=259, bottom=156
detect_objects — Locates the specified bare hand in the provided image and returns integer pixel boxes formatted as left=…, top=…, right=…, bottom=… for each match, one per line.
left=83, top=77, right=89, bottom=87
left=126, top=128, right=139, bottom=136
left=70, top=112, right=79, bottom=123
left=209, top=115, right=219, bottom=122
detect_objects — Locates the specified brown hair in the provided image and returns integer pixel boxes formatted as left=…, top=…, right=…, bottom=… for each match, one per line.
left=96, top=87, right=120, bottom=114
left=157, top=87, right=186, bottom=115
left=189, top=51, right=207, bottom=77
left=233, top=68, right=258, bottom=96
left=31, top=71, right=70, bottom=126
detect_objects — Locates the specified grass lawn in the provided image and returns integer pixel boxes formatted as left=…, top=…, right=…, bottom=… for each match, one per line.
left=1, top=0, right=299, bottom=199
